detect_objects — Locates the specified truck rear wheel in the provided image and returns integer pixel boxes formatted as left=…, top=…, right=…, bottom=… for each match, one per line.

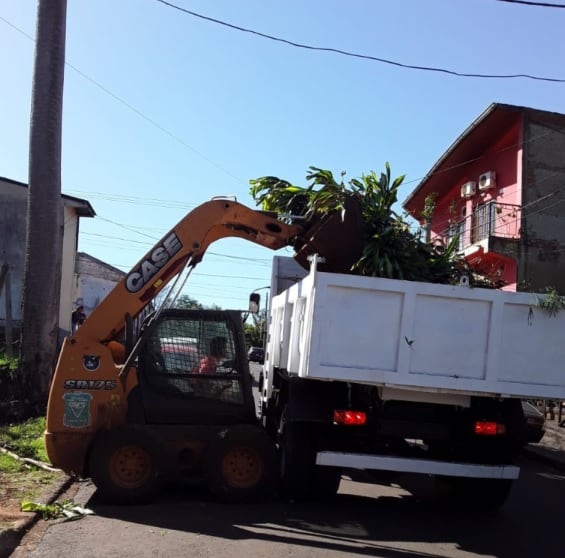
left=204, top=424, right=277, bottom=503
left=88, top=427, right=163, bottom=505
left=434, top=477, right=513, bottom=512
left=279, top=416, right=341, bottom=501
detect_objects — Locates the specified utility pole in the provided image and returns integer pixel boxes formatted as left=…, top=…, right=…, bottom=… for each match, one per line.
left=19, top=0, right=67, bottom=412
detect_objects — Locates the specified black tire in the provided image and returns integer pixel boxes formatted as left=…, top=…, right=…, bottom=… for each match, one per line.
left=88, top=427, right=163, bottom=505
left=279, top=416, right=341, bottom=502
left=204, top=424, right=277, bottom=503
left=434, top=477, right=514, bottom=512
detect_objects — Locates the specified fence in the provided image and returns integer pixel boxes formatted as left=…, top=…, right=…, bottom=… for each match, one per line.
left=444, top=201, right=521, bottom=251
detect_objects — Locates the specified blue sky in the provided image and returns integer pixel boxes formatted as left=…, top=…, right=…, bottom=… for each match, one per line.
left=1, top=0, right=564, bottom=310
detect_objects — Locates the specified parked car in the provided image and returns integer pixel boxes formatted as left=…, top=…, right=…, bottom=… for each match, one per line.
left=248, top=346, right=264, bottom=363
left=161, top=336, right=199, bottom=370
left=522, top=400, right=546, bottom=444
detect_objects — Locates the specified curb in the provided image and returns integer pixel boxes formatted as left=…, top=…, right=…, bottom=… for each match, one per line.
left=521, top=445, right=565, bottom=471
left=0, top=474, right=74, bottom=558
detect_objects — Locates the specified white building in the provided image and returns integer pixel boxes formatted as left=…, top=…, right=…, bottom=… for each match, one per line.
left=0, top=176, right=95, bottom=338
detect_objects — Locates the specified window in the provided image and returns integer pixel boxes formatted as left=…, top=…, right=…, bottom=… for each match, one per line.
left=471, top=203, right=495, bottom=243
left=142, top=314, right=243, bottom=404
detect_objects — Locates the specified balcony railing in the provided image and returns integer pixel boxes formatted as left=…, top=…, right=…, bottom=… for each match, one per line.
left=443, top=202, right=521, bottom=252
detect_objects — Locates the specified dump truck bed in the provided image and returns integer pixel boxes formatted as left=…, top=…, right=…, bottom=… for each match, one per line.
left=268, top=261, right=565, bottom=399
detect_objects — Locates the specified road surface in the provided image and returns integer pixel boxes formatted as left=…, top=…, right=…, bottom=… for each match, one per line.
left=11, top=454, right=565, bottom=558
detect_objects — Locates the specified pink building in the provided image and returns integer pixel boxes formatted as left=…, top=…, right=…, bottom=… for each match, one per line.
left=403, top=103, right=565, bottom=293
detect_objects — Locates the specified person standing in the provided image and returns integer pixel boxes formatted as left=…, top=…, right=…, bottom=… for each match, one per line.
left=71, top=305, right=86, bottom=333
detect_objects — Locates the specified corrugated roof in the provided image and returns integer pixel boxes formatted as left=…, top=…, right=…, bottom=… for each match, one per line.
left=0, top=176, right=95, bottom=217
left=76, top=252, right=125, bottom=278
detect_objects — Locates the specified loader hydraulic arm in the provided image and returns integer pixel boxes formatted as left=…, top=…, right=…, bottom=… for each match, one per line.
left=75, top=198, right=304, bottom=344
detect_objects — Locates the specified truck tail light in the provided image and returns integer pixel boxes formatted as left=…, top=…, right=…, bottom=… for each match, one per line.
left=333, top=410, right=367, bottom=426
left=474, top=420, right=506, bottom=436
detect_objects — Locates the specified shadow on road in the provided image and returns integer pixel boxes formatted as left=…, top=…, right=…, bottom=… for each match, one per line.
left=84, top=455, right=565, bottom=558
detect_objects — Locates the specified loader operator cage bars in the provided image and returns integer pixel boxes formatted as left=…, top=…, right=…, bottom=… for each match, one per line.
left=139, top=310, right=244, bottom=405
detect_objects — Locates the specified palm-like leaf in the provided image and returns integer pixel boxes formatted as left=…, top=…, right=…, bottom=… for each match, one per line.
left=250, top=164, right=495, bottom=287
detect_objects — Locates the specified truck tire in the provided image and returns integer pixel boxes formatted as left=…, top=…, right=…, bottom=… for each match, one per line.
left=434, top=477, right=513, bottom=512
left=88, top=427, right=163, bottom=505
left=204, top=424, right=277, bottom=503
left=279, top=416, right=341, bottom=501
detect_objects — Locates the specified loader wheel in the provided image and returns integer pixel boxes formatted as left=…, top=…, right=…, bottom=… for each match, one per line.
left=279, top=415, right=341, bottom=502
left=204, top=425, right=277, bottom=503
left=88, top=428, right=163, bottom=504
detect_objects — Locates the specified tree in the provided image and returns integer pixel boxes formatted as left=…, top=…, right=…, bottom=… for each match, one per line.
left=175, top=295, right=203, bottom=310
left=244, top=321, right=263, bottom=348
left=19, top=0, right=67, bottom=412
left=250, top=164, right=460, bottom=283
left=244, top=306, right=267, bottom=348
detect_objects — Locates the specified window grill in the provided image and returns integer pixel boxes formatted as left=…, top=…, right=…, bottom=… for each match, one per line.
left=142, top=314, right=244, bottom=405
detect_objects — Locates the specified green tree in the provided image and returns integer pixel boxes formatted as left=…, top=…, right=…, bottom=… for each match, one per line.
left=175, top=295, right=203, bottom=309
left=250, top=164, right=461, bottom=284
left=244, top=321, right=263, bottom=348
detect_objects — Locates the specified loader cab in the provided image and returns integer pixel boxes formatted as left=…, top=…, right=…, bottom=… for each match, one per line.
left=128, top=309, right=256, bottom=426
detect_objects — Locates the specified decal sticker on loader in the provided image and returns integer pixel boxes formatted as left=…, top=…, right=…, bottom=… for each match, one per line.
left=83, top=355, right=100, bottom=371
left=125, top=232, right=182, bottom=293
left=63, top=392, right=93, bottom=428
left=63, top=380, right=117, bottom=390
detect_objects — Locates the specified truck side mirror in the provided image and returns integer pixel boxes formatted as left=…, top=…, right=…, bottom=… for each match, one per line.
left=249, top=293, right=260, bottom=313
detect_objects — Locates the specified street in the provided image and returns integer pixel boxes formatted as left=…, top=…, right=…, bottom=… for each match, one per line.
left=12, top=363, right=565, bottom=558
left=12, top=454, right=565, bottom=558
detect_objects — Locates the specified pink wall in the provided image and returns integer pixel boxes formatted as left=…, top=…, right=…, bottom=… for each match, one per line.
left=430, top=122, right=522, bottom=243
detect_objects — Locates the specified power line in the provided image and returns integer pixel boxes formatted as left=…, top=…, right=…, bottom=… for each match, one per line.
left=0, top=14, right=243, bottom=185
left=67, top=125, right=563, bottom=232
left=80, top=231, right=274, bottom=263
left=430, top=180, right=565, bottom=246
left=154, top=0, right=565, bottom=83
left=65, top=190, right=200, bottom=210
left=402, top=126, right=562, bottom=188
left=495, top=0, right=565, bottom=7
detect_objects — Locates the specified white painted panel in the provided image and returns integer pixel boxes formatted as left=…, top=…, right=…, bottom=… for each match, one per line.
left=266, top=261, right=565, bottom=399
left=409, top=295, right=490, bottom=379
left=499, top=304, right=565, bottom=385
left=314, top=285, right=403, bottom=372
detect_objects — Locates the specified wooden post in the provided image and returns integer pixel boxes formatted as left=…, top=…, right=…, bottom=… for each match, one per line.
left=5, top=270, right=12, bottom=359
left=0, top=264, right=11, bottom=358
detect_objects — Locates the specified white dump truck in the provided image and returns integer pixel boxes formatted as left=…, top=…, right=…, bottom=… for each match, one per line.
left=257, top=255, right=565, bottom=509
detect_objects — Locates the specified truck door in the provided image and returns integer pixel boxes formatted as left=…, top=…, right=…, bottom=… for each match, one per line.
left=134, top=309, right=256, bottom=425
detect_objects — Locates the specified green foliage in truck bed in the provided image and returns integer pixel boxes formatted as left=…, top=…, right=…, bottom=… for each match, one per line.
left=250, top=164, right=486, bottom=286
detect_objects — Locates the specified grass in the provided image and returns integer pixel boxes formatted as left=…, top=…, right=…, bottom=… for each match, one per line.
left=0, top=416, right=49, bottom=462
left=0, top=416, right=63, bottom=526
left=0, top=353, right=18, bottom=371
left=0, top=452, right=23, bottom=473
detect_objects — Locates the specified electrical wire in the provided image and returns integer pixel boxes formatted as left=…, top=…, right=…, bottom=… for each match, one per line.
left=80, top=231, right=274, bottom=262
left=66, top=124, right=563, bottom=216
left=154, top=0, right=565, bottom=83
left=0, top=14, right=243, bottom=186
left=495, top=0, right=565, bottom=7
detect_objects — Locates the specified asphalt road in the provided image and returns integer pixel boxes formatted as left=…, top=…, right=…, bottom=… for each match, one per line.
left=14, top=363, right=565, bottom=558
left=12, top=454, right=565, bottom=558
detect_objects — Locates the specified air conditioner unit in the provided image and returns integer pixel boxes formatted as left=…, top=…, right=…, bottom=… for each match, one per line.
left=478, top=171, right=496, bottom=190
left=460, top=181, right=477, bottom=198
